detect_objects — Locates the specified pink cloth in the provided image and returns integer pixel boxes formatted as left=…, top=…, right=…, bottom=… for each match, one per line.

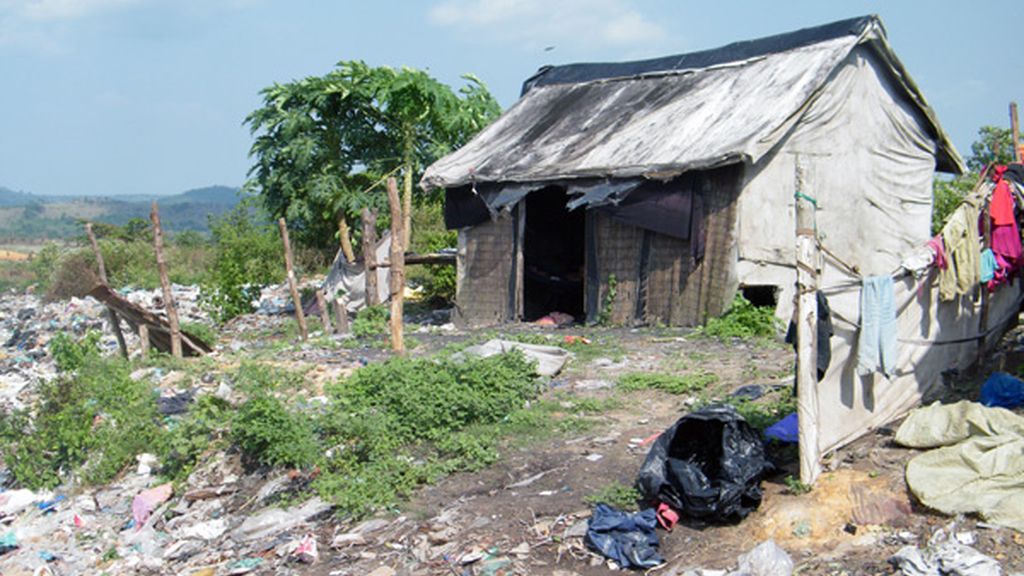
left=132, top=483, right=173, bottom=530
left=991, top=223, right=1021, bottom=266
left=927, top=235, right=948, bottom=269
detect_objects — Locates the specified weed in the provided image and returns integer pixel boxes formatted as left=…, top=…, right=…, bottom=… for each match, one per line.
left=351, top=304, right=390, bottom=339
left=618, top=371, right=718, bottom=395
left=180, top=321, right=218, bottom=349
left=232, top=394, right=319, bottom=469
left=0, top=332, right=162, bottom=488
left=699, top=294, right=780, bottom=339
left=585, top=481, right=641, bottom=511
left=597, top=274, right=618, bottom=326
left=158, top=395, right=231, bottom=483
left=784, top=474, right=812, bottom=495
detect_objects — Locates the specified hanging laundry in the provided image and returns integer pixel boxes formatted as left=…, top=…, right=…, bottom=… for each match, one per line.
left=927, top=235, right=947, bottom=270
left=938, top=200, right=981, bottom=301
left=980, top=248, right=998, bottom=283
left=989, top=165, right=1015, bottom=226
left=856, top=276, right=898, bottom=377
left=785, top=291, right=834, bottom=381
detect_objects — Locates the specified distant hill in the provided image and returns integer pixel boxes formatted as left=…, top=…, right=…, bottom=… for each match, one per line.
left=0, top=185, right=247, bottom=241
left=0, top=186, right=39, bottom=207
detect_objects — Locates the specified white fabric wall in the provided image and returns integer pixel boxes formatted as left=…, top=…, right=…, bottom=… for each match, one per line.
left=734, top=46, right=1022, bottom=459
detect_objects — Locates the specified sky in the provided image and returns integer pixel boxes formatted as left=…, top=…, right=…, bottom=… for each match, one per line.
left=0, top=0, right=1022, bottom=197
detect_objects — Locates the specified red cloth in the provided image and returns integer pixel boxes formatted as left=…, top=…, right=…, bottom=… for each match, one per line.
left=991, top=178, right=1015, bottom=226
left=927, top=235, right=947, bottom=269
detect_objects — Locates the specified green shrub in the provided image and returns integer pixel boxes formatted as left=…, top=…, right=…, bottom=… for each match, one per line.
left=701, top=294, right=780, bottom=339
left=180, top=321, right=218, bottom=349
left=50, top=331, right=102, bottom=372
left=618, top=371, right=717, bottom=394
left=351, top=304, right=389, bottom=339
left=158, top=395, right=231, bottom=482
left=0, top=332, right=162, bottom=488
left=413, top=230, right=457, bottom=303
left=232, top=394, right=319, bottom=469
left=200, top=204, right=282, bottom=323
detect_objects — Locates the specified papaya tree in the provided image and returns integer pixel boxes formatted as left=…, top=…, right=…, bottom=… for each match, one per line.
left=244, top=61, right=500, bottom=251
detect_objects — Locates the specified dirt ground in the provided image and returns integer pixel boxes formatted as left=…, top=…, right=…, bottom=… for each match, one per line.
left=225, top=321, right=1024, bottom=576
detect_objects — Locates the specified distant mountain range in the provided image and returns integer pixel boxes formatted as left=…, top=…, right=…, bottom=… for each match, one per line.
left=0, top=185, right=248, bottom=241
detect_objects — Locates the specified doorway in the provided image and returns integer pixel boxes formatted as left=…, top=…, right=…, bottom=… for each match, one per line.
left=523, top=187, right=585, bottom=321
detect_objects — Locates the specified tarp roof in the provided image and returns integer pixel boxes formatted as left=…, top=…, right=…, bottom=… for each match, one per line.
left=422, top=15, right=963, bottom=191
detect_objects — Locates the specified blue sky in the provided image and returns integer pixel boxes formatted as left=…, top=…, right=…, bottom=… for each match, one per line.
left=1, top=0, right=1022, bottom=197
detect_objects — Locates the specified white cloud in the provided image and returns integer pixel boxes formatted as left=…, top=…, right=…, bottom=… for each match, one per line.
left=3, top=0, right=139, bottom=21
left=428, top=0, right=666, bottom=51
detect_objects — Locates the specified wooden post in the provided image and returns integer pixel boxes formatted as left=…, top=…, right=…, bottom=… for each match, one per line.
left=85, top=223, right=128, bottom=359
left=315, top=289, right=333, bottom=334
left=333, top=298, right=349, bottom=334
left=386, top=177, right=405, bottom=354
left=150, top=203, right=183, bottom=358
left=361, top=208, right=379, bottom=307
left=793, top=159, right=821, bottom=485
left=278, top=218, right=308, bottom=341
left=138, top=324, right=150, bottom=358
left=1011, top=102, right=1021, bottom=163
left=338, top=217, right=356, bottom=264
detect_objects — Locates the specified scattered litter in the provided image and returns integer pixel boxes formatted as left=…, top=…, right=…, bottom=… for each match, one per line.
left=890, top=542, right=1001, bottom=576
left=226, top=557, right=265, bottom=575
left=458, top=339, right=571, bottom=377
left=232, top=497, right=332, bottom=541
left=730, top=384, right=766, bottom=401
left=291, top=533, right=319, bottom=563
left=736, top=540, right=794, bottom=576
left=585, top=453, right=604, bottom=462
left=0, top=531, right=17, bottom=555
left=131, top=482, right=173, bottom=528
left=179, top=518, right=228, bottom=540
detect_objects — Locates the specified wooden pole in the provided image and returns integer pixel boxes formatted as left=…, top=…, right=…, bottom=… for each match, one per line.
left=315, top=289, right=332, bottom=334
left=278, top=218, right=308, bottom=341
left=150, top=202, right=182, bottom=358
left=386, top=177, right=405, bottom=354
left=333, top=298, right=349, bottom=334
left=338, top=217, right=356, bottom=264
left=794, top=159, right=821, bottom=485
left=85, top=223, right=128, bottom=359
left=1011, top=102, right=1021, bottom=163
left=361, top=208, right=379, bottom=307
left=138, top=324, right=150, bottom=358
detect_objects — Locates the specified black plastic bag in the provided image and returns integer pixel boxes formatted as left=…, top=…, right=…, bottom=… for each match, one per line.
left=584, top=504, right=664, bottom=569
left=636, top=404, right=768, bottom=522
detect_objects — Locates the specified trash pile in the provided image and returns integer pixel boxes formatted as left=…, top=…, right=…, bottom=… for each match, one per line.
left=0, top=285, right=209, bottom=410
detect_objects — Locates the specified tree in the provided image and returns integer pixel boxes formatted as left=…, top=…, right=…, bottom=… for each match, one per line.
left=245, top=61, right=500, bottom=250
left=932, top=125, right=1018, bottom=233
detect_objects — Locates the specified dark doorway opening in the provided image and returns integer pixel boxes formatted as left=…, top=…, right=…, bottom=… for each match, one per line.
left=741, top=285, right=779, bottom=308
left=523, top=187, right=585, bottom=321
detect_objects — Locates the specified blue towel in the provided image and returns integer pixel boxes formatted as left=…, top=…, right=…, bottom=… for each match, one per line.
left=980, top=248, right=998, bottom=283
left=856, top=276, right=898, bottom=377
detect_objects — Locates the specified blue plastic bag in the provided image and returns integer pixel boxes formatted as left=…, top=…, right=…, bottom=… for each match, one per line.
left=980, top=372, right=1024, bottom=409
left=764, top=413, right=798, bottom=444
left=585, top=504, right=663, bottom=569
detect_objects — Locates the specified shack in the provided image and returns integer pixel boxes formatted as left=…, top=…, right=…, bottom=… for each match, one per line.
left=422, top=15, right=962, bottom=328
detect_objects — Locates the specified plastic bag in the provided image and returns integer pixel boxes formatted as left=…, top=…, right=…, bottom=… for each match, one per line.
left=736, top=540, right=794, bottom=576
left=636, top=404, right=769, bottom=522
left=980, top=372, right=1024, bottom=409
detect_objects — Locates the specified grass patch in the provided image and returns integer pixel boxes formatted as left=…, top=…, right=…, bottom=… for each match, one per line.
left=585, top=481, right=641, bottom=511
left=699, top=294, right=780, bottom=340
left=618, top=371, right=718, bottom=394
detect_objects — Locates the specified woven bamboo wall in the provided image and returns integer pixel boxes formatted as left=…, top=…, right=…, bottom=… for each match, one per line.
left=454, top=212, right=516, bottom=327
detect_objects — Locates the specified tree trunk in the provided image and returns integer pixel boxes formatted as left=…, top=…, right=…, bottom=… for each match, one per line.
left=278, top=218, right=309, bottom=341
left=361, top=208, right=379, bottom=307
left=387, top=177, right=405, bottom=354
left=402, top=133, right=414, bottom=248
left=338, top=216, right=356, bottom=264
left=150, top=202, right=182, bottom=358
left=85, top=223, right=128, bottom=359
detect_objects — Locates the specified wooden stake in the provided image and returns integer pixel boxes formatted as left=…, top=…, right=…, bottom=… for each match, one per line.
left=1011, top=102, right=1021, bottom=163
left=315, top=289, right=333, bottom=334
left=386, top=177, right=405, bottom=354
left=361, top=208, right=379, bottom=307
left=138, top=324, right=150, bottom=358
left=150, top=202, right=182, bottom=358
left=333, top=298, right=349, bottom=334
left=338, top=217, right=356, bottom=264
left=278, top=218, right=308, bottom=341
left=85, top=223, right=128, bottom=359
left=793, top=159, right=821, bottom=485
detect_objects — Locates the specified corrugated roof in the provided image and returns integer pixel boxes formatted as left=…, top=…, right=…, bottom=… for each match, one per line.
left=422, top=15, right=962, bottom=191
